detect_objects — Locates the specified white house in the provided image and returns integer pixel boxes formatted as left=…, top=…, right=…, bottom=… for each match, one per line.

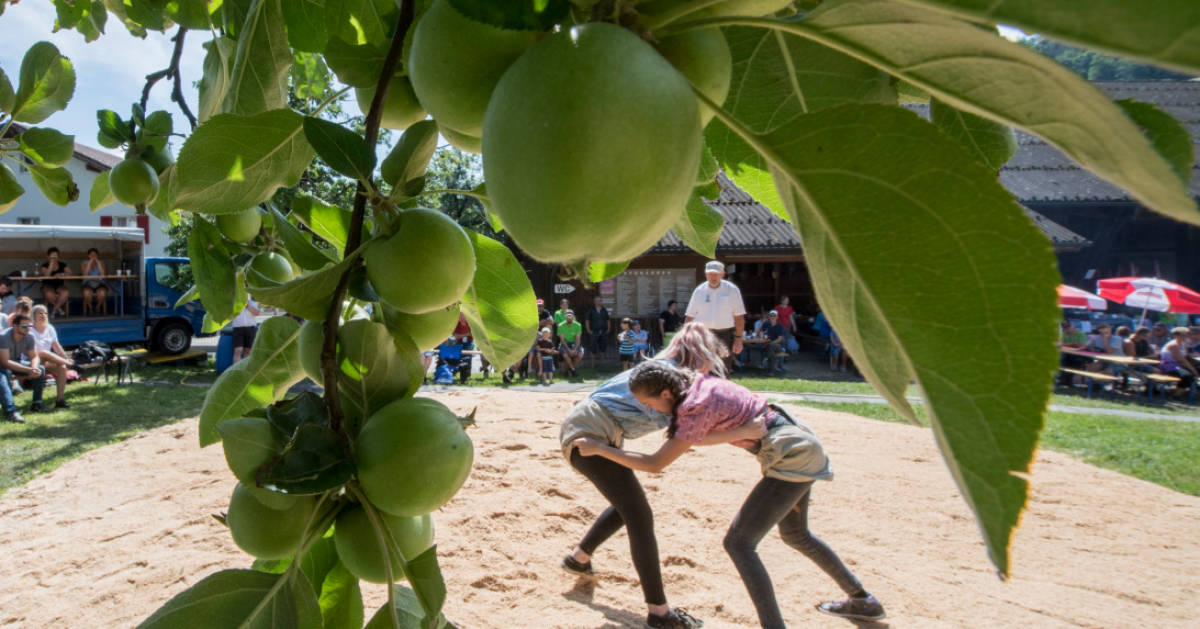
left=2, top=124, right=171, bottom=258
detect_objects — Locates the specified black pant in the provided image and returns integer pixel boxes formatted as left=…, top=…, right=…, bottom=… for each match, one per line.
left=570, top=449, right=665, bottom=606
left=724, top=478, right=864, bottom=628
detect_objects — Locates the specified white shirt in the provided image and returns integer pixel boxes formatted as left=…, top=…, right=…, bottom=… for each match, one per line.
left=685, top=280, right=746, bottom=330
left=31, top=324, right=58, bottom=353
left=232, top=299, right=259, bottom=328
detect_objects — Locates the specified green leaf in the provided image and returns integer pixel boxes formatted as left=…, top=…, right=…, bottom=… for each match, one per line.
left=929, top=98, right=1016, bottom=171
left=166, top=0, right=216, bottom=29
left=459, top=231, right=538, bottom=369
left=381, top=120, right=438, bottom=199
left=323, top=37, right=389, bottom=87
left=1116, top=99, right=1195, bottom=186
left=363, top=587, right=425, bottom=629
left=198, top=36, right=236, bottom=124
left=199, top=316, right=304, bottom=446
left=0, top=68, right=14, bottom=114
left=258, top=422, right=354, bottom=494
left=404, top=546, right=447, bottom=622
left=898, top=0, right=1200, bottom=76
left=18, top=127, right=75, bottom=166
left=176, top=109, right=316, bottom=214
left=223, top=0, right=293, bottom=116
left=734, top=102, right=1060, bottom=576
left=187, top=219, right=239, bottom=322
left=271, top=207, right=338, bottom=270
left=0, top=163, right=25, bottom=214
left=222, top=0, right=253, bottom=36
left=257, top=394, right=354, bottom=494
left=671, top=186, right=724, bottom=258
left=318, top=562, right=364, bottom=629
left=282, top=0, right=329, bottom=52
left=303, top=116, right=376, bottom=182
left=96, top=108, right=132, bottom=148
left=137, top=569, right=322, bottom=629
left=325, top=0, right=395, bottom=46
left=292, top=193, right=352, bottom=253
left=247, top=251, right=359, bottom=320
left=173, top=284, right=200, bottom=309
left=705, top=24, right=896, bottom=220
left=447, top=0, right=570, bottom=31
left=141, top=110, right=173, bottom=151
left=335, top=319, right=423, bottom=420
left=12, top=41, right=75, bottom=124
left=747, top=0, right=1199, bottom=225
left=123, top=0, right=168, bottom=31
left=27, top=163, right=79, bottom=206
left=146, top=164, right=181, bottom=223
left=587, top=261, right=629, bottom=283
left=89, top=170, right=115, bottom=212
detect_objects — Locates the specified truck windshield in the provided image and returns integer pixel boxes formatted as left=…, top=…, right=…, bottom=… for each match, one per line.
left=154, top=261, right=192, bottom=293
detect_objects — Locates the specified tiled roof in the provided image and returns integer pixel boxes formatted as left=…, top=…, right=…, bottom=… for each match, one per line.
left=5, top=122, right=122, bottom=170
left=916, top=81, right=1200, bottom=204
left=653, top=171, right=1089, bottom=253
left=652, top=171, right=801, bottom=254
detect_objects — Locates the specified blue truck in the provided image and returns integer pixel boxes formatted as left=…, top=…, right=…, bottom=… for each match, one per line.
left=1, top=225, right=206, bottom=353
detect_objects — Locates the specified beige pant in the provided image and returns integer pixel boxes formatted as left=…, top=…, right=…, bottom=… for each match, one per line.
left=559, top=397, right=624, bottom=461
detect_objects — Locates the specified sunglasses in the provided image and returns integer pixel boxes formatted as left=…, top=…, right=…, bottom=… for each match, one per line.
left=18, top=324, right=31, bottom=329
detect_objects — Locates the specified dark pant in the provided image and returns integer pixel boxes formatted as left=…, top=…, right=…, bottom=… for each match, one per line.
left=570, top=448, right=666, bottom=606
left=712, top=327, right=736, bottom=374
left=588, top=330, right=607, bottom=356
left=1, top=365, right=45, bottom=414
left=724, top=478, right=865, bottom=628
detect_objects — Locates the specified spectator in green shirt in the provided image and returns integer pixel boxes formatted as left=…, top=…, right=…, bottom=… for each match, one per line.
left=554, top=298, right=571, bottom=327
left=1059, top=319, right=1089, bottom=373
left=559, top=310, right=584, bottom=378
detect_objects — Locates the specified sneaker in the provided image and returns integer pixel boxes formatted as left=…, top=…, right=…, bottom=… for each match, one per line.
left=647, top=608, right=703, bottom=629
left=55, top=399, right=71, bottom=409
left=4, top=411, right=26, bottom=423
left=561, top=554, right=594, bottom=578
left=10, top=380, right=22, bottom=395
left=816, top=595, right=886, bottom=622
left=28, top=402, right=49, bottom=413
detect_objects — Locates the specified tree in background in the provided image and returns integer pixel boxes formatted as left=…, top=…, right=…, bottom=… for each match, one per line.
left=1023, top=36, right=1194, bottom=81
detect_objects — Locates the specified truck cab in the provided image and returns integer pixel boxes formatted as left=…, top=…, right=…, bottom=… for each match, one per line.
left=0, top=225, right=206, bottom=353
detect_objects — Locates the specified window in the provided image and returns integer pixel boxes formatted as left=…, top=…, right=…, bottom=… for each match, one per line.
left=17, top=217, right=40, bottom=225
left=113, top=216, right=135, bottom=227
left=154, top=260, right=193, bottom=293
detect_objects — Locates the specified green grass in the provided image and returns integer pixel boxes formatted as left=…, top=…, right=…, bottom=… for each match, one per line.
left=0, top=364, right=210, bottom=497
left=792, top=401, right=1200, bottom=497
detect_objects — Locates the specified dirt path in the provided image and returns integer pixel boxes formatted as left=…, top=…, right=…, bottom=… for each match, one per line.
left=1, top=389, right=1197, bottom=628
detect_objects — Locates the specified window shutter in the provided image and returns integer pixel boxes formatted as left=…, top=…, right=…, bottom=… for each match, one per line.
left=136, top=215, right=150, bottom=244
left=100, top=216, right=113, bottom=227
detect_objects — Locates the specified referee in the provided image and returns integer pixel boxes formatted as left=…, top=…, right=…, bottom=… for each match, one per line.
left=684, top=260, right=746, bottom=374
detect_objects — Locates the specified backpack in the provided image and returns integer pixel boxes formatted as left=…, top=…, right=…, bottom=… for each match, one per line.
left=433, top=364, right=455, bottom=385
left=72, top=340, right=115, bottom=365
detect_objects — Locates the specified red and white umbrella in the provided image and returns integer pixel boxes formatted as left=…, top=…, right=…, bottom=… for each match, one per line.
left=1057, top=285, right=1107, bottom=310
left=1096, top=277, right=1200, bottom=315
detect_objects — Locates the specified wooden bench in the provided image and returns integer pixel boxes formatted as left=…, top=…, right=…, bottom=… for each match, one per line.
left=1141, top=373, right=1182, bottom=403
left=1059, top=368, right=1120, bottom=399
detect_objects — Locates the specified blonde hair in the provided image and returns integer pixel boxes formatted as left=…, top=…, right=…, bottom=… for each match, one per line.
left=31, top=304, right=49, bottom=318
left=655, top=321, right=728, bottom=377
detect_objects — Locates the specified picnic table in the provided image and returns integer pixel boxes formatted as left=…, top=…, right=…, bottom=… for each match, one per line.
left=738, top=338, right=786, bottom=374
left=1059, top=347, right=1178, bottom=401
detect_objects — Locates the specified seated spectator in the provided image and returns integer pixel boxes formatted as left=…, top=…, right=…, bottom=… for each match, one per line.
left=39, top=247, right=71, bottom=318
left=1159, top=327, right=1200, bottom=398
left=1129, top=327, right=1156, bottom=359
left=0, top=277, right=16, bottom=316
left=29, top=305, right=71, bottom=409
left=558, top=310, right=584, bottom=378
left=829, top=328, right=848, bottom=372
left=7, top=296, right=32, bottom=328
left=1, top=314, right=47, bottom=423
left=81, top=247, right=109, bottom=316
left=1058, top=319, right=1089, bottom=371
left=762, top=310, right=787, bottom=374
left=1115, top=326, right=1134, bottom=357
left=1147, top=322, right=1171, bottom=351
left=1085, top=324, right=1123, bottom=374
left=751, top=308, right=770, bottom=339
left=1187, top=326, right=1200, bottom=355
left=631, top=319, right=650, bottom=362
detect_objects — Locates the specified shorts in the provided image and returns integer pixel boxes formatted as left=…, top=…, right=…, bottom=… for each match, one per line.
left=232, top=325, right=257, bottom=349
left=560, top=343, right=583, bottom=356
left=84, top=279, right=105, bottom=290
left=619, top=352, right=635, bottom=362
left=541, top=356, right=555, bottom=372
left=559, top=398, right=624, bottom=461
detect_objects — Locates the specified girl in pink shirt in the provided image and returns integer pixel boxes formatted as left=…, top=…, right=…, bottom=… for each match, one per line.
left=573, top=362, right=885, bottom=627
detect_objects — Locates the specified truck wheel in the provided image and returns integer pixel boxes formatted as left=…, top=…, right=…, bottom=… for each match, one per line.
left=154, top=322, right=192, bottom=355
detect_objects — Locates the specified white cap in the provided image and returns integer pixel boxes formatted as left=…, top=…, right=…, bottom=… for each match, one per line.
left=705, top=260, right=725, bottom=273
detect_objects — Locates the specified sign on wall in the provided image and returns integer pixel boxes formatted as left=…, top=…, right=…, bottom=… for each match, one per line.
left=612, top=268, right=696, bottom=317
